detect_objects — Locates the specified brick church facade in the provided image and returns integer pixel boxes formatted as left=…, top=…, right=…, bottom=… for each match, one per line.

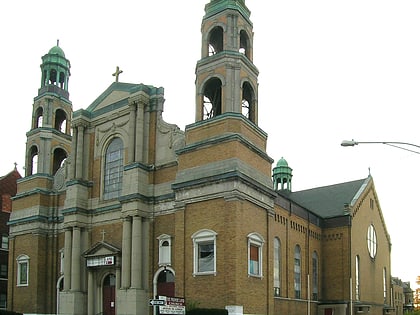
left=8, top=1, right=396, bottom=315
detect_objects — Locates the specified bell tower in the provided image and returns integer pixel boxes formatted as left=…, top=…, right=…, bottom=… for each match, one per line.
left=8, top=43, right=72, bottom=313
left=195, top=0, right=259, bottom=123
left=173, top=2, right=275, bottom=314
left=26, top=41, right=72, bottom=176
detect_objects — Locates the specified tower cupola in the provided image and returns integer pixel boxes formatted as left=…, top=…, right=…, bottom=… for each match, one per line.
left=39, top=40, right=71, bottom=100
left=273, top=157, right=293, bottom=191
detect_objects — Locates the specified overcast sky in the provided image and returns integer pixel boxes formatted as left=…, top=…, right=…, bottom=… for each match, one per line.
left=1, top=1, right=420, bottom=288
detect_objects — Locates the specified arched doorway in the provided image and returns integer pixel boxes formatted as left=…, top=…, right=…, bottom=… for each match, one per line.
left=103, top=274, right=116, bottom=315
left=156, top=268, right=175, bottom=297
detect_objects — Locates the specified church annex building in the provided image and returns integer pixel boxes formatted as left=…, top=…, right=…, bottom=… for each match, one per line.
left=8, top=1, right=398, bottom=315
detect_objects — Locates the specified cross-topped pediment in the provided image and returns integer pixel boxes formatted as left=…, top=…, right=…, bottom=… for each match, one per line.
left=83, top=241, right=121, bottom=258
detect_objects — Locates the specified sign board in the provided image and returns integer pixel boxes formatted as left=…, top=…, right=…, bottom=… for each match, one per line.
left=86, top=256, right=115, bottom=267
left=149, top=299, right=165, bottom=306
left=158, top=296, right=185, bottom=315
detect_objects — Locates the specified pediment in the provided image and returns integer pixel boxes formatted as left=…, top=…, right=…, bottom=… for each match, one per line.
left=83, top=241, right=121, bottom=258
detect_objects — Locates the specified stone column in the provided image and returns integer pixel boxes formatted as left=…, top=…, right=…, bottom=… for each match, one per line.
left=142, top=218, right=150, bottom=290
left=75, top=125, right=84, bottom=179
left=87, top=270, right=94, bottom=315
left=71, top=226, right=81, bottom=291
left=69, top=125, right=77, bottom=179
left=64, top=228, right=72, bottom=291
left=128, top=103, right=136, bottom=163
left=131, top=216, right=142, bottom=288
left=121, top=217, right=132, bottom=289
left=135, top=102, right=145, bottom=162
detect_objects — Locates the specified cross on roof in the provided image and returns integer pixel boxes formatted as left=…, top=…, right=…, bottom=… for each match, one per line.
left=112, top=66, right=123, bottom=82
left=101, top=230, right=106, bottom=242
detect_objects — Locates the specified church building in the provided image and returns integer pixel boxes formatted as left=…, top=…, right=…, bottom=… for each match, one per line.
left=8, top=1, right=395, bottom=315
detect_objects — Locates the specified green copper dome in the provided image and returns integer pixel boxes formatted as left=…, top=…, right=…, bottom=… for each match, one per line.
left=276, top=157, right=289, bottom=168
left=48, top=45, right=66, bottom=58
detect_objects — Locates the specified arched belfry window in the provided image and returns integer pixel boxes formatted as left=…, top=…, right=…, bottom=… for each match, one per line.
left=242, top=82, right=255, bottom=122
left=103, top=137, right=124, bottom=200
left=29, top=146, right=39, bottom=175
left=35, top=107, right=43, bottom=128
left=239, top=30, right=251, bottom=58
left=49, top=69, right=58, bottom=85
left=208, top=26, right=224, bottom=56
left=55, top=109, right=67, bottom=133
left=53, top=148, right=67, bottom=175
left=203, top=78, right=222, bottom=120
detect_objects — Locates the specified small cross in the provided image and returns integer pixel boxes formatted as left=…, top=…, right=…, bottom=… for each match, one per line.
left=101, top=230, right=106, bottom=242
left=112, top=66, right=123, bottom=82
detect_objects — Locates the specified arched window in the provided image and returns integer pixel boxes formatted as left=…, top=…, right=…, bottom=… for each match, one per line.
left=248, top=232, right=264, bottom=278
left=29, top=146, right=38, bottom=175
left=103, top=138, right=124, bottom=200
left=383, top=267, right=387, bottom=303
left=312, top=251, right=319, bottom=300
left=242, top=81, right=255, bottom=122
left=192, top=229, right=217, bottom=275
left=355, top=255, right=361, bottom=300
left=203, top=78, right=222, bottom=120
left=53, top=148, right=67, bottom=175
left=55, top=109, right=67, bottom=133
left=239, top=29, right=250, bottom=58
left=35, top=107, right=43, bottom=128
left=208, top=26, right=223, bottom=56
left=273, top=237, right=281, bottom=296
left=294, top=245, right=301, bottom=299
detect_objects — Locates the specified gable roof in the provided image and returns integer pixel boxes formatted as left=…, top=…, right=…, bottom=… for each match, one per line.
left=283, top=177, right=370, bottom=218
left=73, top=82, right=164, bottom=120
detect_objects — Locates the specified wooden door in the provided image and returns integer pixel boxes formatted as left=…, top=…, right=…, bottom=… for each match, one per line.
left=103, top=274, right=116, bottom=315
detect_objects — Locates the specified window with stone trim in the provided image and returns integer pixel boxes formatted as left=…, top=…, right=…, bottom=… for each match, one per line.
left=248, top=232, right=264, bottom=278
left=158, top=234, right=172, bottom=266
left=103, top=137, right=124, bottom=200
left=192, top=229, right=217, bottom=275
left=17, top=254, right=29, bottom=286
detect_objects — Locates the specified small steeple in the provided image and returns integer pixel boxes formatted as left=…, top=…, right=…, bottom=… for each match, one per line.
left=39, top=41, right=71, bottom=99
left=273, top=157, right=293, bottom=191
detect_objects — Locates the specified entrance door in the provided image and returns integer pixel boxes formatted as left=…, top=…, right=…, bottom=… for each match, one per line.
left=103, top=274, right=116, bottom=315
left=157, top=269, right=175, bottom=297
left=324, top=308, right=333, bottom=315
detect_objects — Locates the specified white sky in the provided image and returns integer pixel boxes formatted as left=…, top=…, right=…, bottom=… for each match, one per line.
left=1, top=1, right=419, bottom=289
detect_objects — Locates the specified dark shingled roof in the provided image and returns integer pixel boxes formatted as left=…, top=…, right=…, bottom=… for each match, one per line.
left=285, top=177, right=370, bottom=218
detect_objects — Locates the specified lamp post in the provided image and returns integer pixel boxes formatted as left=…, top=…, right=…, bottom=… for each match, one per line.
left=341, top=140, right=420, bottom=155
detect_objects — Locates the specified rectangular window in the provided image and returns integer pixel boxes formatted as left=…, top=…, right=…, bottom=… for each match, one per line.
left=0, top=265, right=7, bottom=278
left=0, top=294, right=6, bottom=309
left=18, top=261, right=28, bottom=286
left=1, top=236, right=8, bottom=250
left=249, top=244, right=260, bottom=275
left=198, top=242, right=214, bottom=272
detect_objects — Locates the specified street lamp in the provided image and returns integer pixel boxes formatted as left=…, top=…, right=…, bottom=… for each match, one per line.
left=341, top=140, right=420, bottom=155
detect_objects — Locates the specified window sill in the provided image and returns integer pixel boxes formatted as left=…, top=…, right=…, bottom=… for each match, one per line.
left=193, top=271, right=217, bottom=277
